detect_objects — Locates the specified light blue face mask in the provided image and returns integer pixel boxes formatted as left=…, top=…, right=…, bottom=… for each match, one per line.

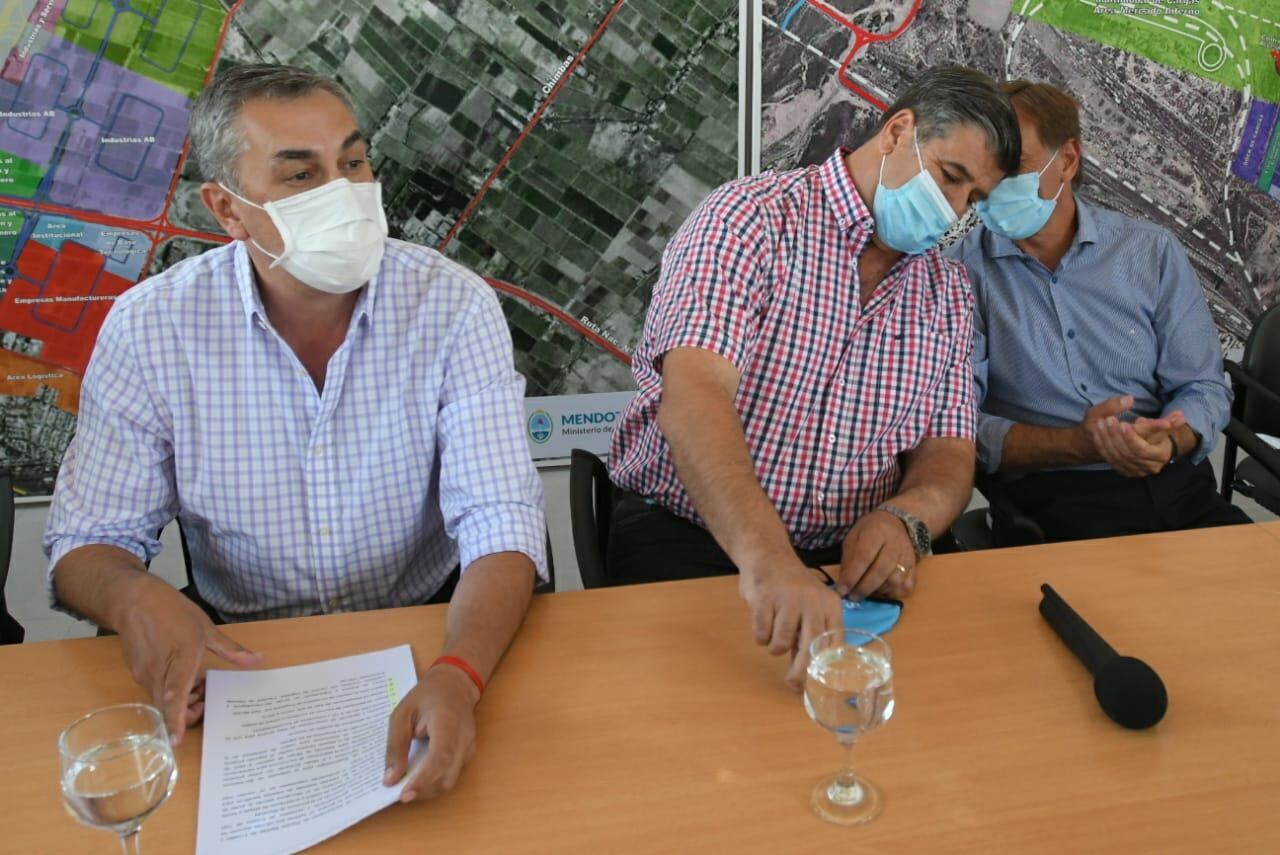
left=871, top=126, right=958, bottom=255
left=975, top=148, right=1064, bottom=240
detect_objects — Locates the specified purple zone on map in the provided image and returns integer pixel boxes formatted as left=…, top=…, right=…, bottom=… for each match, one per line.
left=1232, top=99, right=1278, bottom=184
left=0, top=32, right=190, bottom=220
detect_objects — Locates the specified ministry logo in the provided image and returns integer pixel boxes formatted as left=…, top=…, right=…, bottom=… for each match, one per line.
left=528, top=409, right=553, bottom=444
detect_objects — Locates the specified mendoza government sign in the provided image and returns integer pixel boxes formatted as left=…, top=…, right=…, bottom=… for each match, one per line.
left=523, top=392, right=636, bottom=460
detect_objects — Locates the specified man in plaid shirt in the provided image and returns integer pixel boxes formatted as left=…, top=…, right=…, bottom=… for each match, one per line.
left=610, top=66, right=1021, bottom=688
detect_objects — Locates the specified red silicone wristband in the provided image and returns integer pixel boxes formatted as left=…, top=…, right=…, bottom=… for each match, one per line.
left=431, top=655, right=485, bottom=696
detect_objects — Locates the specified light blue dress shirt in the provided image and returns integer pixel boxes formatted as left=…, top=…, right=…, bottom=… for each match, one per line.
left=945, top=200, right=1230, bottom=474
left=45, top=239, right=546, bottom=622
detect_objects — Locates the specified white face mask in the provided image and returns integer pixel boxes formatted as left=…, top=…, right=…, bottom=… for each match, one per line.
left=222, top=178, right=389, bottom=294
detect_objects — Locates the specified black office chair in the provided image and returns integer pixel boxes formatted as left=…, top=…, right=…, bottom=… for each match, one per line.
left=569, top=449, right=617, bottom=589
left=1222, top=304, right=1280, bottom=516
left=1, top=471, right=25, bottom=644
left=947, top=471, right=1046, bottom=551
left=535, top=531, right=556, bottom=595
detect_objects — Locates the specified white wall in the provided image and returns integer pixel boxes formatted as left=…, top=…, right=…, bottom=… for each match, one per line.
left=7, top=462, right=581, bottom=644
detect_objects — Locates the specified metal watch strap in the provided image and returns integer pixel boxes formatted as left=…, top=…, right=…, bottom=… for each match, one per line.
left=877, top=503, right=932, bottom=556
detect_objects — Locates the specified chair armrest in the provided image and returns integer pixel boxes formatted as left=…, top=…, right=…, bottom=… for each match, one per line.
left=1225, top=419, right=1280, bottom=480
left=1224, top=361, right=1280, bottom=410
left=974, top=471, right=1045, bottom=546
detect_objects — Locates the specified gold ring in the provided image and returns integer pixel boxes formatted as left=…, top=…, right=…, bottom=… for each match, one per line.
left=894, top=564, right=907, bottom=576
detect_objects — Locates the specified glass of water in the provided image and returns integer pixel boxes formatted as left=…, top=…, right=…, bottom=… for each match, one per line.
left=804, top=627, right=895, bottom=826
left=58, top=704, right=178, bottom=853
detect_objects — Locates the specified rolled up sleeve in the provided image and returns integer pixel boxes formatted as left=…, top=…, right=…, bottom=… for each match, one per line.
left=437, top=287, right=548, bottom=580
left=1153, top=236, right=1232, bottom=463
left=967, top=288, right=1013, bottom=473
left=43, top=308, right=178, bottom=614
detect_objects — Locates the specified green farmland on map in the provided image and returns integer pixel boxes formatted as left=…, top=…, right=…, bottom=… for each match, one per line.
left=54, top=0, right=225, bottom=99
left=1023, top=0, right=1280, bottom=103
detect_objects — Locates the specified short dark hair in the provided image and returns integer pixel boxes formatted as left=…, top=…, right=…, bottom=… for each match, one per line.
left=1003, top=80, right=1084, bottom=188
left=189, top=64, right=356, bottom=191
left=877, top=66, right=1021, bottom=176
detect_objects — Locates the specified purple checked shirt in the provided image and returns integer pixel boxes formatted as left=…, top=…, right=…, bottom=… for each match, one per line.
left=45, top=239, right=546, bottom=622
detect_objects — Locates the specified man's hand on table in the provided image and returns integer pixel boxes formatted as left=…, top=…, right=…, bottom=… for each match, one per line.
left=739, top=555, right=844, bottom=692
left=383, top=663, right=480, bottom=803
left=838, top=510, right=917, bottom=601
left=115, top=576, right=262, bottom=746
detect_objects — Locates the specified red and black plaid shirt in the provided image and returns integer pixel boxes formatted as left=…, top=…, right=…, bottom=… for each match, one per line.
left=610, top=150, right=976, bottom=549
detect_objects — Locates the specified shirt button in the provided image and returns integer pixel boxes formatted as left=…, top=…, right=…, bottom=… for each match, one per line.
left=1067, top=329, right=1075, bottom=339
left=1050, top=275, right=1058, bottom=284
left=828, top=433, right=837, bottom=444
left=314, top=445, right=325, bottom=457
left=817, top=491, right=826, bottom=501
left=328, top=597, right=342, bottom=612
left=1080, top=383, right=1088, bottom=392
left=319, top=525, right=332, bottom=537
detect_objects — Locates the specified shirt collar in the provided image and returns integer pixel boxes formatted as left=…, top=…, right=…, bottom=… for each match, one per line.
left=232, top=239, right=380, bottom=332
left=820, top=148, right=875, bottom=234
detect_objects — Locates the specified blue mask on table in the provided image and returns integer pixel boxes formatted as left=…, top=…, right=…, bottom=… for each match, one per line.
left=843, top=597, right=902, bottom=637
left=975, top=148, right=1064, bottom=240
left=872, top=126, right=958, bottom=255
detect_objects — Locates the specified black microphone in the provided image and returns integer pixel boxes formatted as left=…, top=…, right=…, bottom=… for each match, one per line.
left=1039, top=584, right=1167, bottom=730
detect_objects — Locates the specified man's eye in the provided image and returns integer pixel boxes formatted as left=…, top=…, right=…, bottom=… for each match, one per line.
left=941, top=170, right=959, bottom=184
left=346, top=159, right=365, bottom=169
left=289, top=171, right=310, bottom=182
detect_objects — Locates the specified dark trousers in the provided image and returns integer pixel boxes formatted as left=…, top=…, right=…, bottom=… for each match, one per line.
left=998, top=459, right=1251, bottom=544
left=606, top=496, right=841, bottom=585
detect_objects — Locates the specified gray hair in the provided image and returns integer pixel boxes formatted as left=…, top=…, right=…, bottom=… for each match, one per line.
left=877, top=66, right=1021, bottom=175
left=188, top=64, right=356, bottom=191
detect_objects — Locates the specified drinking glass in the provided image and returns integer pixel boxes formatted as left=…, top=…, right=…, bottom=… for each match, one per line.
left=59, top=704, right=178, bottom=853
left=804, top=628, right=895, bottom=825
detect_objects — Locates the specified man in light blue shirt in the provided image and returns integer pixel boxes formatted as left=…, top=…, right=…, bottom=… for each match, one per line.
left=44, top=65, right=546, bottom=803
left=946, top=80, right=1249, bottom=542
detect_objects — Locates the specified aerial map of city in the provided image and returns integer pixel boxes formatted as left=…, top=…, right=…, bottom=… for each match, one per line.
left=0, top=0, right=740, bottom=494
left=4, top=0, right=1278, bottom=496
left=760, top=0, right=1279, bottom=355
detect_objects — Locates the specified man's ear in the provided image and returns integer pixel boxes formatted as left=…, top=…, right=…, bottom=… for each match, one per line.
left=876, top=109, right=916, bottom=156
left=1060, top=138, right=1083, bottom=186
left=199, top=182, right=249, bottom=241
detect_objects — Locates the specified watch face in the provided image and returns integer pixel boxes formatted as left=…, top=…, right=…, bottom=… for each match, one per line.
left=913, top=521, right=931, bottom=554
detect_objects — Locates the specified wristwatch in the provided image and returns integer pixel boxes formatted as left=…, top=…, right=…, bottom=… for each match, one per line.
left=1165, top=434, right=1180, bottom=469
left=877, top=503, right=932, bottom=556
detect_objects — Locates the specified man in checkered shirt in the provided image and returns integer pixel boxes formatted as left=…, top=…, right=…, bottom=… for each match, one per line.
left=610, top=66, right=1021, bottom=688
left=44, top=66, right=545, bottom=804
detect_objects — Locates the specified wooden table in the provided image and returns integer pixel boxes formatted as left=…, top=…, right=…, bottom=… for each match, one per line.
left=4, top=522, right=1279, bottom=853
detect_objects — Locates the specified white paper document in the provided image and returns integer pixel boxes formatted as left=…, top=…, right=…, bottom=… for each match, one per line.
left=196, top=645, right=425, bottom=855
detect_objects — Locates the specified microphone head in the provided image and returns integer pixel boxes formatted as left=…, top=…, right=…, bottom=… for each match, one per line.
left=1093, top=655, right=1168, bottom=730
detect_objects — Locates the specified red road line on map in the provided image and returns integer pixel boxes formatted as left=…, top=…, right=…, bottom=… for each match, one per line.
left=486, top=277, right=630, bottom=364
left=0, top=195, right=229, bottom=244
left=438, top=0, right=629, bottom=251
left=805, top=0, right=921, bottom=110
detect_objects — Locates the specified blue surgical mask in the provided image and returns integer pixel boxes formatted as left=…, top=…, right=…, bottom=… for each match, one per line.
left=872, top=126, right=958, bottom=255
left=975, top=149, right=1064, bottom=240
